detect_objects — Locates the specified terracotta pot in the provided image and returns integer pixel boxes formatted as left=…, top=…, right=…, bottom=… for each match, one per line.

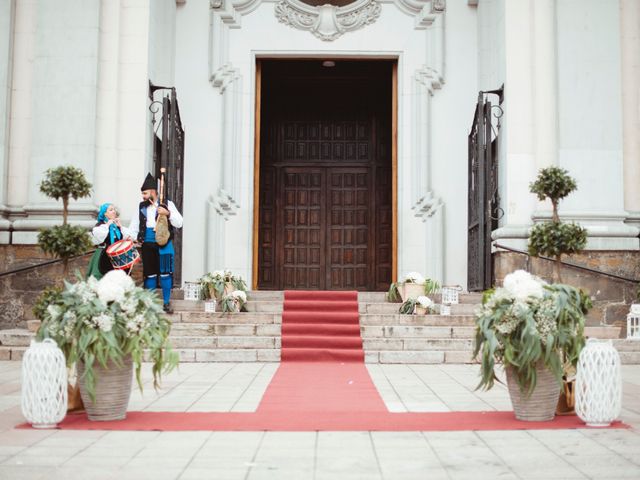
left=505, top=363, right=561, bottom=421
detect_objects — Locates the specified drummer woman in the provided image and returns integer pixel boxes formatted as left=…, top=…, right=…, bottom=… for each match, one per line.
left=86, top=203, right=134, bottom=278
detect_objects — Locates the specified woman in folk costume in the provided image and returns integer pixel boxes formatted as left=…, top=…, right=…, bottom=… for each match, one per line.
left=129, top=173, right=183, bottom=313
left=86, top=203, right=134, bottom=279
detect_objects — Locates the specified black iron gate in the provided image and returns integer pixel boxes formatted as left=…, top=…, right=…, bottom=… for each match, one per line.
left=150, top=85, right=185, bottom=284
left=467, top=89, right=502, bottom=292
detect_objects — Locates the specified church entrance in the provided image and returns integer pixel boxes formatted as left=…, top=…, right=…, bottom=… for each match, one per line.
left=255, top=60, right=395, bottom=291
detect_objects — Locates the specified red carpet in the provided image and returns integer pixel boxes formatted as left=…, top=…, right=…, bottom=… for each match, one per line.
left=28, top=290, right=627, bottom=431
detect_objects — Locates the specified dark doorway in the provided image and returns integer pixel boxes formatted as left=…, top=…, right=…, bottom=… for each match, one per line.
left=257, top=59, right=393, bottom=291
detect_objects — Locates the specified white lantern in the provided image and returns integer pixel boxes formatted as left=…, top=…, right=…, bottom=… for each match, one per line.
left=21, top=339, right=67, bottom=428
left=204, top=300, right=217, bottom=313
left=441, top=285, right=462, bottom=305
left=627, top=304, right=640, bottom=339
left=575, top=339, right=622, bottom=427
left=183, top=281, right=201, bottom=301
left=440, top=303, right=451, bottom=316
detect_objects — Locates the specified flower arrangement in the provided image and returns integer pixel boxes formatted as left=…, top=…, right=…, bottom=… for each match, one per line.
left=220, top=290, right=248, bottom=313
left=473, top=269, right=591, bottom=395
left=199, top=269, right=247, bottom=301
left=387, top=272, right=440, bottom=302
left=399, top=295, right=436, bottom=315
left=34, top=270, right=179, bottom=402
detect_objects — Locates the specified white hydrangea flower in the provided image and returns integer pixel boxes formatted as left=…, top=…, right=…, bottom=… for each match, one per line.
left=416, top=296, right=433, bottom=308
left=87, top=275, right=100, bottom=292
left=120, top=296, right=138, bottom=315
left=403, top=272, right=426, bottom=284
left=96, top=279, right=125, bottom=304
left=101, top=270, right=135, bottom=292
left=93, top=313, right=113, bottom=332
left=503, top=270, right=544, bottom=301
left=46, top=304, right=62, bottom=320
left=230, top=290, right=247, bottom=302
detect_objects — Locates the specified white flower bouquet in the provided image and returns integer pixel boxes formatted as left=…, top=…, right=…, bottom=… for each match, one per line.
left=387, top=272, right=440, bottom=302
left=34, top=270, right=179, bottom=402
left=220, top=289, right=248, bottom=313
left=198, top=269, right=247, bottom=301
left=474, top=269, right=591, bottom=394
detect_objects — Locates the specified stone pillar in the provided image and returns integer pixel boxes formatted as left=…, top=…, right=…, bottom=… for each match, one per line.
left=0, top=0, right=14, bottom=243
left=94, top=0, right=121, bottom=207
left=620, top=0, right=640, bottom=226
left=6, top=0, right=36, bottom=213
left=116, top=0, right=152, bottom=221
left=492, top=0, right=537, bottom=249
left=532, top=0, right=558, bottom=171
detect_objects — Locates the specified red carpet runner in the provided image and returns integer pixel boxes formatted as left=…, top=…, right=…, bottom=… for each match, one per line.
left=41, top=290, right=627, bottom=431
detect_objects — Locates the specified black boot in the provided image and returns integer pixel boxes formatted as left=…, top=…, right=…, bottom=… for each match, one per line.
left=163, top=302, right=174, bottom=314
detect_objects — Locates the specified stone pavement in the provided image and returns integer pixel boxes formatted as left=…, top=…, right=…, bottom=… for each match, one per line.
left=0, top=361, right=638, bottom=479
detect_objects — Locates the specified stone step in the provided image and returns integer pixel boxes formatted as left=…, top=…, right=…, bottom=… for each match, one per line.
left=169, top=336, right=279, bottom=349
left=170, top=323, right=281, bottom=336
left=0, top=329, right=34, bottom=347
left=361, top=325, right=476, bottom=339
left=363, top=338, right=474, bottom=351
left=169, top=312, right=281, bottom=324
left=361, top=302, right=478, bottom=315
left=361, top=314, right=476, bottom=326
left=365, top=350, right=477, bottom=364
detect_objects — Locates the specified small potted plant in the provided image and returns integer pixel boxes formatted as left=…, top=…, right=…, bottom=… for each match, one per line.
left=199, top=270, right=248, bottom=302
left=220, top=290, right=248, bottom=313
left=34, top=270, right=179, bottom=421
left=387, top=272, right=440, bottom=302
left=414, top=296, right=436, bottom=315
left=473, top=269, right=591, bottom=421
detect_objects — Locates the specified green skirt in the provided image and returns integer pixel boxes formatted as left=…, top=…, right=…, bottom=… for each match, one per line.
left=86, top=248, right=104, bottom=280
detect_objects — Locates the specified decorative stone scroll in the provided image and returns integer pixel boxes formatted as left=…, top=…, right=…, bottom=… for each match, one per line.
left=274, top=0, right=381, bottom=41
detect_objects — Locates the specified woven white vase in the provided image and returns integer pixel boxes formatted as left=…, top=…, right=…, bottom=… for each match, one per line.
left=21, top=339, right=67, bottom=428
left=183, top=281, right=201, bottom=301
left=575, top=339, right=622, bottom=427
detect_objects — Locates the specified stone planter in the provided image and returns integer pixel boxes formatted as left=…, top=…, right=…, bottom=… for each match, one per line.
left=505, top=364, right=561, bottom=421
left=77, top=357, right=133, bottom=421
left=398, top=283, right=424, bottom=302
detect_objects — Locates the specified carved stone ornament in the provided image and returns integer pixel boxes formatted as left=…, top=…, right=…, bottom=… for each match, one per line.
left=275, top=0, right=381, bottom=41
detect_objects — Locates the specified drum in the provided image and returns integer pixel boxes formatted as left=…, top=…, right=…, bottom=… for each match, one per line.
left=105, top=239, right=140, bottom=270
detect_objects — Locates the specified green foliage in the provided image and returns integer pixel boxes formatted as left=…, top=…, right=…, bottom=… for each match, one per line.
left=424, top=278, right=440, bottom=295
left=32, top=286, right=63, bottom=321
left=529, top=167, right=577, bottom=204
left=387, top=282, right=401, bottom=302
left=39, top=166, right=92, bottom=203
left=38, top=225, right=93, bottom=260
left=474, top=278, right=591, bottom=396
left=36, top=271, right=178, bottom=402
left=399, top=298, right=418, bottom=314
left=220, top=291, right=248, bottom=313
left=199, top=270, right=247, bottom=301
left=528, top=222, right=588, bottom=258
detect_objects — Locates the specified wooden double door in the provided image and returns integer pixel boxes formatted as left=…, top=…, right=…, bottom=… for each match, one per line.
left=257, top=60, right=393, bottom=291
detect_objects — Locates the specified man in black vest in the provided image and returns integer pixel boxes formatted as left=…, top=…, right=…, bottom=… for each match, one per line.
left=129, top=173, right=183, bottom=313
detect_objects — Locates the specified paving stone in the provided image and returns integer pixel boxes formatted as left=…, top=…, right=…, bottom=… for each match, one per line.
left=0, top=329, right=33, bottom=347
left=256, top=324, right=281, bottom=336
left=170, top=336, right=217, bottom=348
left=215, top=324, right=257, bottom=336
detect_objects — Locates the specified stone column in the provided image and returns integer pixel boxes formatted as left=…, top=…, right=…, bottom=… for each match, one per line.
left=94, top=0, right=121, bottom=206
left=6, top=0, right=36, bottom=212
left=0, top=0, right=14, bottom=243
left=532, top=0, right=558, bottom=171
left=620, top=0, right=640, bottom=226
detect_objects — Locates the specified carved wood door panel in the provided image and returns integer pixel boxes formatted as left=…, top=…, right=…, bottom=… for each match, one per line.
left=280, top=168, right=326, bottom=290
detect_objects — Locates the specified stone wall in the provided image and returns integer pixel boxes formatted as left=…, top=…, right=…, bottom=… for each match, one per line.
left=0, top=245, right=143, bottom=330
left=494, top=251, right=640, bottom=333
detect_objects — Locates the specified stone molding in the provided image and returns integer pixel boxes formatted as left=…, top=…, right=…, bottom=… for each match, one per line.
left=274, top=0, right=382, bottom=42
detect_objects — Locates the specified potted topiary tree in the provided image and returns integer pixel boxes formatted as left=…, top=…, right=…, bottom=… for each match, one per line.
left=37, top=166, right=93, bottom=276
left=528, top=167, right=589, bottom=414
left=528, top=167, right=588, bottom=283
